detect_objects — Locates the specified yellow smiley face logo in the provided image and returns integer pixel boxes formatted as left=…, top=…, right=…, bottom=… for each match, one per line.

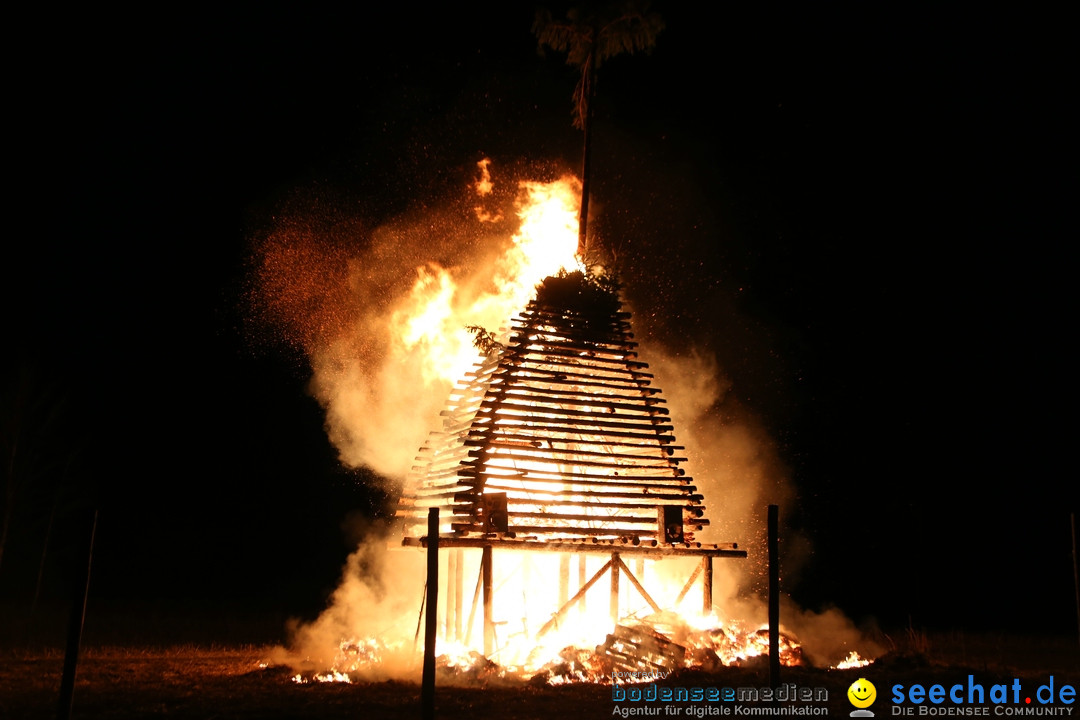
left=848, top=678, right=876, bottom=708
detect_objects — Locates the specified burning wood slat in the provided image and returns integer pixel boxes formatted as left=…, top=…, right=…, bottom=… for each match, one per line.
left=470, top=443, right=686, bottom=464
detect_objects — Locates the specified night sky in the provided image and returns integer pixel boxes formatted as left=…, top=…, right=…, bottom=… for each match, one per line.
left=4, top=4, right=1075, bottom=641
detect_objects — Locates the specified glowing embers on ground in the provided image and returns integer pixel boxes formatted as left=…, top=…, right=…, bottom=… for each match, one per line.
left=289, top=613, right=808, bottom=685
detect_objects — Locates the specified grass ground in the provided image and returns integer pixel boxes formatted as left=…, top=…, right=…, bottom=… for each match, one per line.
left=2, top=631, right=1078, bottom=720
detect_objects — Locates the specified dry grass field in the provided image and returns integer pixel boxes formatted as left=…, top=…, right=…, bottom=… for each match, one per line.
left=2, top=632, right=1077, bottom=720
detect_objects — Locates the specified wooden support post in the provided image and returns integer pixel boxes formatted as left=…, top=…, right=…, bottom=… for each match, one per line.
left=703, top=556, right=713, bottom=615
left=768, top=504, right=780, bottom=690
left=482, top=545, right=493, bottom=657
left=610, top=552, right=621, bottom=624
left=57, top=508, right=97, bottom=720
left=578, top=553, right=587, bottom=615
left=445, top=547, right=456, bottom=641
left=559, top=554, right=570, bottom=609
left=422, top=508, right=438, bottom=720
left=454, top=548, right=463, bottom=642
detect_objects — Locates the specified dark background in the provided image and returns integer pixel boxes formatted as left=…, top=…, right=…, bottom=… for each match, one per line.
left=3, top=3, right=1075, bottom=641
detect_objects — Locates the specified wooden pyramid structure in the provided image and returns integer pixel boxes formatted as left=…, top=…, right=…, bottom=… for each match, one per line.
left=396, top=271, right=744, bottom=656
left=397, top=271, right=742, bottom=557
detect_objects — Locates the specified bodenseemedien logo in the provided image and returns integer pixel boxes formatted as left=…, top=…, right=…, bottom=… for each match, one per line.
left=849, top=678, right=878, bottom=717
left=611, top=679, right=830, bottom=715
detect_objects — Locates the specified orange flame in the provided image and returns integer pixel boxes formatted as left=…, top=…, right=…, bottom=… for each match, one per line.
left=387, top=171, right=582, bottom=387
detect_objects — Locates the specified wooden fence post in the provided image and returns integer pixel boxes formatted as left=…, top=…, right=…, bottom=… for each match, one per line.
left=422, top=509, right=438, bottom=720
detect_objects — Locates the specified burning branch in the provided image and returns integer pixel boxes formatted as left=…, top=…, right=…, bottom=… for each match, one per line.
left=466, top=326, right=505, bottom=356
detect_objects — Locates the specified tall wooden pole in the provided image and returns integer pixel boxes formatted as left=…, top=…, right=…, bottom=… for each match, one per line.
left=577, top=43, right=596, bottom=258
left=421, top=509, right=438, bottom=720
left=768, top=504, right=780, bottom=690
left=482, top=545, right=493, bottom=657
left=57, top=508, right=97, bottom=720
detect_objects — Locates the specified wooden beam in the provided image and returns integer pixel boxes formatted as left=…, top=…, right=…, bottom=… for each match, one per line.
left=404, top=535, right=746, bottom=558
left=614, top=555, right=661, bottom=613
left=481, top=393, right=668, bottom=415
left=487, top=371, right=660, bottom=394
left=536, top=558, right=613, bottom=639
left=455, top=489, right=704, bottom=505
left=467, top=452, right=682, bottom=474
left=507, top=333, right=640, bottom=353
left=464, top=427, right=678, bottom=445
left=514, top=305, right=633, bottom=319
left=504, top=345, right=650, bottom=369
left=488, top=511, right=665, bottom=525
left=494, top=359, right=651, bottom=383
left=460, top=471, right=695, bottom=490
left=475, top=402, right=671, bottom=430
left=675, top=562, right=702, bottom=606
left=468, top=443, right=685, bottom=464
left=500, top=497, right=704, bottom=511
left=479, top=525, right=662, bottom=538
left=501, top=382, right=663, bottom=405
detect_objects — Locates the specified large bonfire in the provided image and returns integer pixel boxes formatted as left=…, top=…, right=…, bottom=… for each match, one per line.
left=258, top=160, right=873, bottom=685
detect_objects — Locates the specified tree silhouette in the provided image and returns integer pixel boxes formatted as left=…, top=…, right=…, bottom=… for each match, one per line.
left=534, top=1, right=664, bottom=258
